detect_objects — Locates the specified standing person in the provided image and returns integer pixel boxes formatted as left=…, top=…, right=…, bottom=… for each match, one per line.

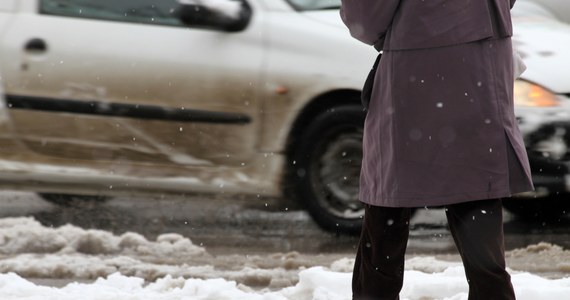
left=340, top=0, right=534, bottom=299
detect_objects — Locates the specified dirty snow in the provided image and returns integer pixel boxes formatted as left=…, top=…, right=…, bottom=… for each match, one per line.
left=0, top=217, right=569, bottom=299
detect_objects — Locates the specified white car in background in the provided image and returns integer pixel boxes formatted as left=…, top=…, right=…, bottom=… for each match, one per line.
left=0, top=0, right=568, bottom=233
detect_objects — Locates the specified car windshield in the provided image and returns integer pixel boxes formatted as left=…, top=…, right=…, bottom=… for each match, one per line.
left=287, top=0, right=341, bottom=11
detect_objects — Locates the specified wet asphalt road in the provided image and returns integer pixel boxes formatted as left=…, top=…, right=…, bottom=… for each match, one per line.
left=0, top=191, right=569, bottom=256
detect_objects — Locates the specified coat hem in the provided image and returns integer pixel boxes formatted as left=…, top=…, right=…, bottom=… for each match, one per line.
left=359, top=186, right=533, bottom=208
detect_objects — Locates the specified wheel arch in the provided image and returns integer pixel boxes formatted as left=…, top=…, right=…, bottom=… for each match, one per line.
left=284, top=89, right=361, bottom=163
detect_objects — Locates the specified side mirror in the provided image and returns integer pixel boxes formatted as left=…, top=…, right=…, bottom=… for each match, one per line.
left=176, top=0, right=251, bottom=32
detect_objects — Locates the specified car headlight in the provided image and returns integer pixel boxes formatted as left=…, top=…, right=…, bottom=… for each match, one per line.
left=514, top=80, right=559, bottom=107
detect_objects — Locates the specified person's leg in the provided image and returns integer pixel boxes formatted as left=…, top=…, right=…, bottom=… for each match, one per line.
left=445, top=198, right=516, bottom=300
left=353, top=204, right=411, bottom=300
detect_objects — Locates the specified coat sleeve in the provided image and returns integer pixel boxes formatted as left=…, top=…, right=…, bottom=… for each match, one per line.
left=340, top=0, right=401, bottom=50
left=510, top=0, right=516, bottom=9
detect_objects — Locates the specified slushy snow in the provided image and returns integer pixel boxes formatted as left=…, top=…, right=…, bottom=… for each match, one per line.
left=0, top=217, right=569, bottom=299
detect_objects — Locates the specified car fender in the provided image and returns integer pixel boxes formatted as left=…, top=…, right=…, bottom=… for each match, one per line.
left=259, top=9, right=375, bottom=153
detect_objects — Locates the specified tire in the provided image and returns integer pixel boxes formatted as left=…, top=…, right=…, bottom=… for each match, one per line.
left=38, top=193, right=109, bottom=207
left=502, top=195, right=569, bottom=222
left=290, top=105, right=367, bottom=234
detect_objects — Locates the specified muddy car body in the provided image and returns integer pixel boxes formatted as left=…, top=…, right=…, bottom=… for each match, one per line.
left=0, top=0, right=568, bottom=232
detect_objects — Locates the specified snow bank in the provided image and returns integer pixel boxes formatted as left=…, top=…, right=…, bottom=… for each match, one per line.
left=0, top=218, right=300, bottom=286
left=0, top=217, right=569, bottom=299
left=0, top=266, right=569, bottom=300
left=0, top=217, right=210, bottom=280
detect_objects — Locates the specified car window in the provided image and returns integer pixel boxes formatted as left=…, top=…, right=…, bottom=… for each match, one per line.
left=40, top=0, right=184, bottom=27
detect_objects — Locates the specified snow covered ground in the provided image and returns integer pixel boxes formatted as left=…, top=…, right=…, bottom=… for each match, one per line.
left=0, top=217, right=569, bottom=299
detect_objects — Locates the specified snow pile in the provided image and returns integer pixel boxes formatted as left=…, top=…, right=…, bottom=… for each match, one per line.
left=0, top=217, right=206, bottom=258
left=0, top=265, right=569, bottom=300
left=506, top=242, right=570, bottom=274
left=0, top=217, right=211, bottom=280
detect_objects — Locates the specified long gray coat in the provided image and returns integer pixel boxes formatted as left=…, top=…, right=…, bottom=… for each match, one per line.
left=341, top=0, right=534, bottom=207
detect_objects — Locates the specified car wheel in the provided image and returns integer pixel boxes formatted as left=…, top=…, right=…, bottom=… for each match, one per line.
left=502, top=195, right=569, bottom=221
left=38, top=193, right=109, bottom=207
left=290, top=105, right=367, bottom=234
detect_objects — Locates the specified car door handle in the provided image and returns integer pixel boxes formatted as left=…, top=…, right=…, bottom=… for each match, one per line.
left=24, top=38, right=48, bottom=53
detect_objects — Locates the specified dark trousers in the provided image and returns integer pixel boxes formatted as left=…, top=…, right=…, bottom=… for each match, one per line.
left=352, top=198, right=516, bottom=300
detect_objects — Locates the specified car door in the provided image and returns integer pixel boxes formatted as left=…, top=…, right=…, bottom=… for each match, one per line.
left=0, top=0, right=263, bottom=172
